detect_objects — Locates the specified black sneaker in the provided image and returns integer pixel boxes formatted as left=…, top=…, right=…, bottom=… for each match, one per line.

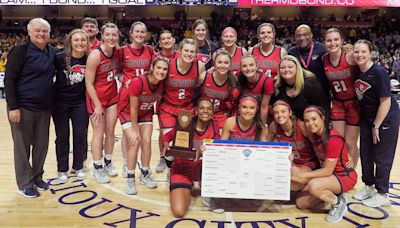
left=34, top=180, right=49, bottom=191
left=17, top=188, right=39, bottom=198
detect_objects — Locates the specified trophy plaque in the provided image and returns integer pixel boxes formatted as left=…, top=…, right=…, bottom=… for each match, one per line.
left=165, top=110, right=196, bottom=159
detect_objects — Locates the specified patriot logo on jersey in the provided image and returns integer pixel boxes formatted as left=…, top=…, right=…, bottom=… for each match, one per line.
left=354, top=79, right=371, bottom=100
left=197, top=53, right=211, bottom=65
left=65, top=65, right=86, bottom=85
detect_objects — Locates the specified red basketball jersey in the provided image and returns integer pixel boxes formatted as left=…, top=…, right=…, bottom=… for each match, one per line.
left=275, top=120, right=315, bottom=165
left=229, top=116, right=257, bottom=141
left=311, top=129, right=350, bottom=174
left=323, top=51, right=357, bottom=100
left=200, top=72, right=230, bottom=116
left=242, top=72, right=274, bottom=101
left=193, top=121, right=219, bottom=149
left=129, top=74, right=164, bottom=118
left=163, top=58, right=199, bottom=107
left=251, top=45, right=281, bottom=78
left=94, top=47, right=119, bottom=99
left=230, top=47, right=244, bottom=77
left=155, top=50, right=180, bottom=61
left=120, top=44, right=154, bottom=84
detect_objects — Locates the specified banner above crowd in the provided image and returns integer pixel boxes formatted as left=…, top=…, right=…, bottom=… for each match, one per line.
left=1, top=0, right=399, bottom=6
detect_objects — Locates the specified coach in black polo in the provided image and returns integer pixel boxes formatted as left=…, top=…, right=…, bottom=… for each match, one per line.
left=5, top=18, right=56, bottom=198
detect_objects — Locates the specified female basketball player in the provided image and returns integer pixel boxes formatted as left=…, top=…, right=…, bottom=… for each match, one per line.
left=192, top=19, right=218, bottom=70
left=249, top=23, right=287, bottom=79
left=117, top=21, right=155, bottom=187
left=267, top=100, right=317, bottom=191
left=156, top=30, right=180, bottom=60
left=85, top=23, right=120, bottom=183
left=158, top=38, right=206, bottom=167
left=124, top=57, right=169, bottom=195
left=221, top=94, right=267, bottom=141
left=162, top=98, right=219, bottom=218
left=53, top=29, right=90, bottom=183
left=217, top=27, right=246, bottom=77
left=352, top=39, right=400, bottom=207
left=293, top=106, right=357, bottom=223
left=238, top=54, right=274, bottom=124
left=155, top=30, right=179, bottom=173
left=323, top=28, right=360, bottom=166
left=274, top=55, right=330, bottom=120
left=198, top=49, right=239, bottom=131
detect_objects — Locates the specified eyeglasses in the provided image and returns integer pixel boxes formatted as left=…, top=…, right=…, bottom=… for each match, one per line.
left=295, top=33, right=310, bottom=38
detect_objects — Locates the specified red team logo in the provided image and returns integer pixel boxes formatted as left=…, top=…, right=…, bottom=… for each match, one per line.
left=354, top=79, right=371, bottom=100
left=65, top=65, right=86, bottom=85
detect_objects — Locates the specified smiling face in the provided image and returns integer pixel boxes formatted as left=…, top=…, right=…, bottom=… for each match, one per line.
left=196, top=100, right=214, bottom=122
left=193, top=24, right=207, bottom=42
left=81, top=22, right=98, bottom=39
left=279, top=59, right=297, bottom=84
left=28, top=22, right=50, bottom=49
left=303, top=111, right=324, bottom=135
left=295, top=27, right=312, bottom=49
left=258, top=25, right=275, bottom=45
left=159, top=32, right=175, bottom=50
left=324, top=31, right=343, bottom=54
left=151, top=59, right=169, bottom=81
left=353, top=43, right=372, bottom=66
left=130, top=24, right=147, bottom=45
left=240, top=56, right=258, bottom=79
left=180, top=42, right=197, bottom=64
left=214, top=53, right=231, bottom=76
left=70, top=32, right=89, bottom=55
left=221, top=31, right=237, bottom=48
left=273, top=104, right=292, bottom=126
left=239, top=99, right=258, bottom=121
left=101, top=26, right=119, bottom=48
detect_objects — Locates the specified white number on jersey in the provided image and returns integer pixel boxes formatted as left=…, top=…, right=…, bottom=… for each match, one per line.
left=333, top=80, right=348, bottom=93
left=178, top=89, right=186, bottom=100
left=139, top=102, right=155, bottom=111
left=135, top=68, right=145, bottom=77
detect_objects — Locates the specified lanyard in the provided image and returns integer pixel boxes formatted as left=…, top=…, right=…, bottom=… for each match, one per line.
left=298, top=42, right=314, bottom=69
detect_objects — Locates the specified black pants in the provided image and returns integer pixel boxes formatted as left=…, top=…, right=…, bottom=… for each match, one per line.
left=360, top=117, right=400, bottom=193
left=9, top=108, right=51, bottom=190
left=52, top=102, right=89, bottom=172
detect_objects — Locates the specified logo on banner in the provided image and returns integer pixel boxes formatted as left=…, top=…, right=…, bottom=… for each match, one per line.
left=242, top=149, right=252, bottom=158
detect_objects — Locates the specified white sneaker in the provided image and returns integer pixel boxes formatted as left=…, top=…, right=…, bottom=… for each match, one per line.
left=125, top=178, right=137, bottom=195
left=362, top=192, right=391, bottom=207
left=156, top=158, right=167, bottom=173
left=122, top=164, right=128, bottom=178
left=76, top=169, right=86, bottom=180
left=93, top=168, right=110, bottom=184
left=202, top=197, right=211, bottom=207
left=326, top=194, right=348, bottom=223
left=57, top=172, right=68, bottom=184
left=140, top=172, right=157, bottom=189
left=105, top=163, right=118, bottom=177
left=353, top=185, right=376, bottom=201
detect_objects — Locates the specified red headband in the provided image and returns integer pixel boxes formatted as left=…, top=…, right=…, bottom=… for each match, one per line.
left=304, top=106, right=324, bottom=117
left=240, top=96, right=258, bottom=107
left=222, top=27, right=237, bottom=38
left=273, top=100, right=291, bottom=110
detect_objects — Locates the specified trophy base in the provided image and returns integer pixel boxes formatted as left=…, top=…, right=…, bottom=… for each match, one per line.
left=165, top=149, right=196, bottom=159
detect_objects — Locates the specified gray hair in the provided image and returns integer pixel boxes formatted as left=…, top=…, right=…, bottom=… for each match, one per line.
left=27, top=18, right=51, bottom=33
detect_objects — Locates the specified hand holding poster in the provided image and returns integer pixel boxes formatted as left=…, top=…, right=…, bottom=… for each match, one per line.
left=201, top=140, right=292, bottom=201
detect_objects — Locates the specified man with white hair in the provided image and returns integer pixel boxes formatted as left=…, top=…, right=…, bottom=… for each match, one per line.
left=5, top=18, right=56, bottom=198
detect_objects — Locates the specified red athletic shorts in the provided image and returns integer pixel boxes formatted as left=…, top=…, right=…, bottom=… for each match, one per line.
left=158, top=103, right=194, bottom=129
left=293, top=160, right=319, bottom=170
left=330, top=99, right=360, bottom=126
left=170, top=158, right=202, bottom=191
left=335, top=170, right=358, bottom=193
left=86, top=85, right=118, bottom=115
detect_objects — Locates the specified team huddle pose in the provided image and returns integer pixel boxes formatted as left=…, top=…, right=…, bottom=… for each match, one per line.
left=5, top=17, right=399, bottom=224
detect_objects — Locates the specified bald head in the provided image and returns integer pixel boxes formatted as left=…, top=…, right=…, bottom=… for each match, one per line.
left=295, top=24, right=313, bottom=50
